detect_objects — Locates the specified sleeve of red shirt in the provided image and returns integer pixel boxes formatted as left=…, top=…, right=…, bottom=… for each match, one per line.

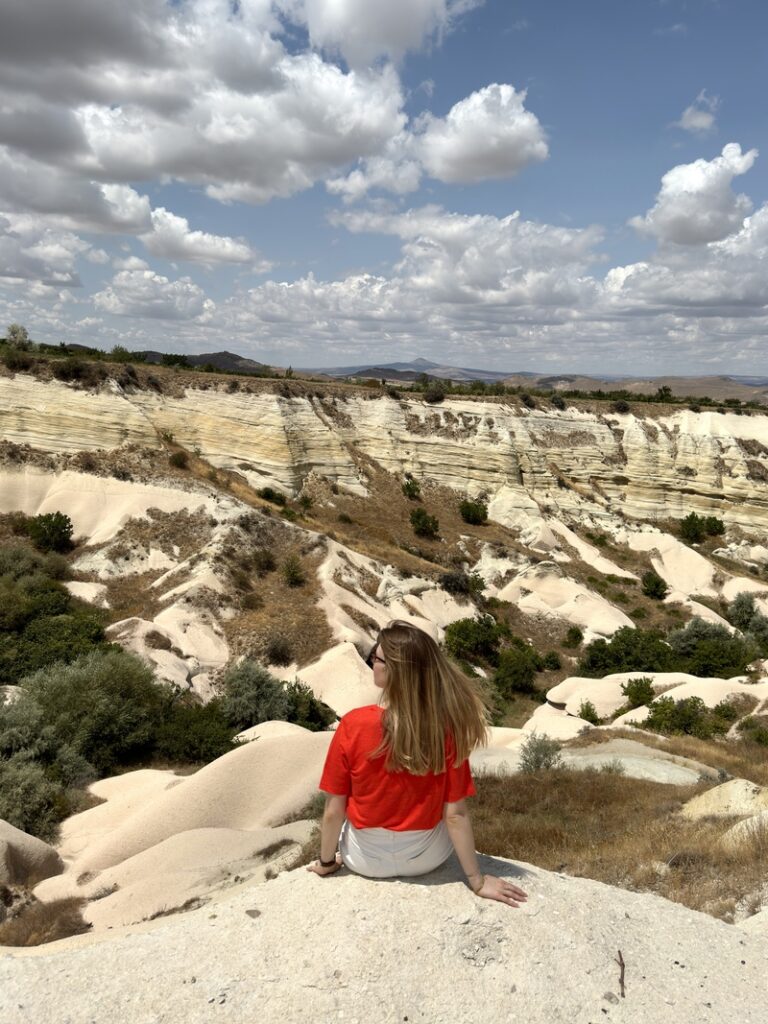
left=445, top=756, right=476, bottom=802
left=318, top=719, right=352, bottom=796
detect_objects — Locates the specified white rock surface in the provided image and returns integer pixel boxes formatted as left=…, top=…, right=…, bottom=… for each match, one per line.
left=3, top=860, right=768, bottom=1024
left=681, top=779, right=768, bottom=819
left=721, top=810, right=768, bottom=850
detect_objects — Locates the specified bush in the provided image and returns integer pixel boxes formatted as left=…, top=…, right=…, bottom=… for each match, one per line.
left=611, top=400, right=630, bottom=414
left=542, top=651, right=561, bottom=670
left=18, top=649, right=167, bottom=775
left=337, top=513, right=353, bottom=524
left=520, top=393, right=536, bottom=409
left=402, top=478, right=421, bottom=500
left=257, top=487, right=287, bottom=506
left=518, top=733, right=562, bottom=774
left=679, top=512, right=725, bottom=545
left=459, top=500, right=488, bottom=525
left=6, top=323, right=30, bottom=348
left=153, top=698, right=236, bottom=763
left=444, top=615, right=504, bottom=664
left=0, top=755, right=68, bottom=841
left=439, top=571, right=484, bottom=599
left=578, top=627, right=676, bottom=677
left=641, top=569, right=668, bottom=600
left=410, top=507, right=439, bottom=539
left=284, top=681, right=337, bottom=732
left=727, top=592, right=758, bottom=632
left=551, top=395, right=566, bottom=410
left=493, top=643, right=541, bottom=698
left=282, top=555, right=306, bottom=587
left=221, top=661, right=290, bottom=731
left=620, top=676, right=655, bottom=709
left=265, top=633, right=293, bottom=666
left=578, top=700, right=600, bottom=725
left=168, top=451, right=189, bottom=469
left=25, top=512, right=73, bottom=553
left=424, top=381, right=446, bottom=403
left=252, top=548, right=276, bottom=575
left=644, top=695, right=735, bottom=740
left=667, top=617, right=758, bottom=677
left=1, top=347, right=33, bottom=372
left=562, top=625, right=583, bottom=648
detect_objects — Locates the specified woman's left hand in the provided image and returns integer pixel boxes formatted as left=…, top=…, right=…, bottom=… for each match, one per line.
left=306, top=855, right=342, bottom=876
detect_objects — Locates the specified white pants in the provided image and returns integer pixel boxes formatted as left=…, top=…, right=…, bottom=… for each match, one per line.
left=339, top=819, right=454, bottom=878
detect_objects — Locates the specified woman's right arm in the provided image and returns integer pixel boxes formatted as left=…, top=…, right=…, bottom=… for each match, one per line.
left=443, top=799, right=528, bottom=908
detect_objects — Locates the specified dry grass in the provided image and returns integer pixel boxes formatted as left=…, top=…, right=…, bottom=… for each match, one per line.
left=0, top=897, right=91, bottom=946
left=471, top=769, right=766, bottom=921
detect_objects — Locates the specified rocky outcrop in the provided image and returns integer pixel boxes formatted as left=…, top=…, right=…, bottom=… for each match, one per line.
left=4, top=374, right=768, bottom=532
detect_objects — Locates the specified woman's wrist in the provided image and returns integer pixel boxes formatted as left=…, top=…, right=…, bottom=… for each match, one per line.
left=319, top=855, right=338, bottom=867
left=466, top=871, right=484, bottom=893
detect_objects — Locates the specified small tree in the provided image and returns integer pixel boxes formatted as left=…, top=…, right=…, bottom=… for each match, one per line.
left=578, top=699, right=600, bottom=725
left=493, top=644, right=541, bottom=698
left=25, top=512, right=73, bottom=553
left=562, top=625, right=583, bottom=649
left=424, top=381, right=446, bottom=404
left=402, top=478, right=421, bottom=500
left=641, top=569, right=668, bottom=600
left=459, top=500, right=488, bottom=525
left=620, top=676, right=655, bottom=709
left=410, top=507, right=439, bottom=539
left=220, top=661, right=290, bottom=731
left=6, top=323, right=30, bottom=349
left=518, top=733, right=562, bottom=774
left=679, top=512, right=706, bottom=544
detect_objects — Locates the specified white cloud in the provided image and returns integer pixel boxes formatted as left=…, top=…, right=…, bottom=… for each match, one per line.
left=141, top=208, right=259, bottom=265
left=629, top=143, right=757, bottom=245
left=93, top=268, right=213, bottom=320
left=0, top=214, right=89, bottom=285
left=673, top=90, right=719, bottom=136
left=280, top=0, right=479, bottom=67
left=417, top=84, right=548, bottom=184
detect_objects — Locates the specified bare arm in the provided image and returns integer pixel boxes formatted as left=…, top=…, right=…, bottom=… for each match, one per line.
left=443, top=799, right=527, bottom=908
left=307, top=793, right=346, bottom=876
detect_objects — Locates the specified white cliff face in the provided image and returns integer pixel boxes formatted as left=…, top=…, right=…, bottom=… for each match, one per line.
left=4, top=373, right=768, bottom=533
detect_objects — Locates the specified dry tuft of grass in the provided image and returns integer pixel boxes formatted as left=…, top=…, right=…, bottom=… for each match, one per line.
left=472, top=769, right=767, bottom=920
left=0, top=897, right=91, bottom=946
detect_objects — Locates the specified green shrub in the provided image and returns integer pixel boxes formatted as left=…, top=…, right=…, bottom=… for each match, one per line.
left=542, top=651, right=561, bottom=671
left=459, top=500, right=488, bottom=525
left=518, top=733, right=562, bottom=774
left=439, top=571, right=484, bottom=599
left=168, top=451, right=189, bottom=469
left=282, top=555, right=306, bottom=587
left=153, top=698, right=235, bottom=763
left=220, top=661, right=290, bottom=731
left=641, top=569, right=668, bottom=600
left=252, top=548, right=276, bottom=575
left=25, top=512, right=73, bottom=553
left=493, top=643, right=541, bottom=698
left=265, top=633, right=293, bottom=666
left=0, top=756, right=67, bottom=841
left=578, top=627, right=675, bottom=677
left=668, top=617, right=757, bottom=677
left=2, top=347, right=34, bottom=372
left=562, top=625, right=583, bottom=648
left=578, top=699, right=600, bottom=725
left=679, top=512, right=725, bottom=545
left=258, top=486, right=287, bottom=506
left=644, top=695, right=735, bottom=740
left=337, top=512, right=354, bottom=524
left=284, top=681, right=337, bottom=732
left=410, top=507, right=439, bottom=538
left=444, top=615, right=505, bottom=664
left=19, top=649, right=167, bottom=775
left=620, top=676, right=655, bottom=709
left=402, top=478, right=421, bottom=500
left=424, top=381, right=446, bottom=403
left=611, top=400, right=630, bottom=414
left=551, top=395, right=566, bottom=410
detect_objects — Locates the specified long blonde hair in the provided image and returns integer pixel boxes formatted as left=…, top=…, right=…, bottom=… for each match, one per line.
left=371, top=620, right=490, bottom=774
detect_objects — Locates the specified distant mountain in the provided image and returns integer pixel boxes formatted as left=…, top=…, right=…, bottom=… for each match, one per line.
left=134, top=350, right=272, bottom=374
left=305, top=358, right=520, bottom=383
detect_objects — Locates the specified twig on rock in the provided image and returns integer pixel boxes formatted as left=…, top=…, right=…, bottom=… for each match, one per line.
left=614, top=950, right=626, bottom=998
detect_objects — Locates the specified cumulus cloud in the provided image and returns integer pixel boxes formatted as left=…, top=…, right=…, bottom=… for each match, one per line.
left=141, top=208, right=259, bottom=266
left=93, top=268, right=213, bottom=320
left=417, top=84, right=548, bottom=184
left=0, top=214, right=88, bottom=285
left=629, top=143, right=758, bottom=245
left=673, top=90, right=719, bottom=136
left=280, top=0, right=479, bottom=67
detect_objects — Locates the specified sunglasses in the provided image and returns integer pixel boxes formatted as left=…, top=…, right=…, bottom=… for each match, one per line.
left=365, top=644, right=386, bottom=668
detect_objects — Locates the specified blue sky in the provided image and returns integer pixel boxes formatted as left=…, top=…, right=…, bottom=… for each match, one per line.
left=0, top=0, right=767, bottom=373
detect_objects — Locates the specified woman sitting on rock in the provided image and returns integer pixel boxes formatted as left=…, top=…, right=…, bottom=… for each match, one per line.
left=308, top=620, right=528, bottom=907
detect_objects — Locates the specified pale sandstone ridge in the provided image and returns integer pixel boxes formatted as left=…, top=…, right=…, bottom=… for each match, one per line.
left=2, top=861, right=767, bottom=1024
left=5, top=374, right=768, bottom=530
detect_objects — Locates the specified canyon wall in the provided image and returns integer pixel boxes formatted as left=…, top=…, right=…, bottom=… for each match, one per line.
left=2, top=373, right=768, bottom=533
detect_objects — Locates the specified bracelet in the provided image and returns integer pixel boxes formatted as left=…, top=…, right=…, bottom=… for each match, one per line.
left=319, top=856, right=338, bottom=868
left=468, top=873, right=485, bottom=894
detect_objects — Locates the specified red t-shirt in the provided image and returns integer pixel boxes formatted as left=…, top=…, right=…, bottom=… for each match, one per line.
left=319, top=704, right=476, bottom=831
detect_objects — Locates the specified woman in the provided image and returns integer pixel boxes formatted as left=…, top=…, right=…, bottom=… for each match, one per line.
left=307, top=620, right=528, bottom=907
